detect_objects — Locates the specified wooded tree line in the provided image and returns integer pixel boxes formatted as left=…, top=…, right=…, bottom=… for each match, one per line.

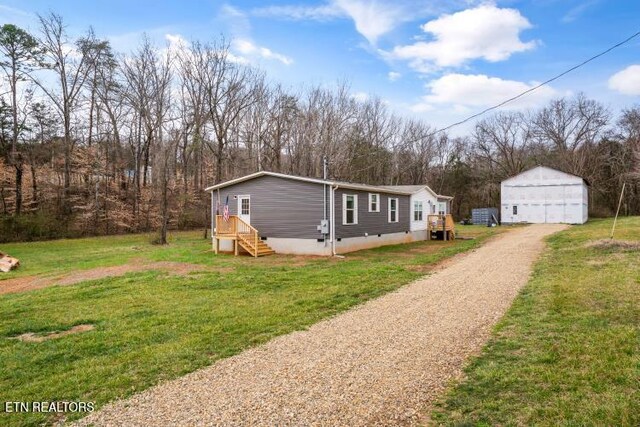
left=0, top=14, right=638, bottom=242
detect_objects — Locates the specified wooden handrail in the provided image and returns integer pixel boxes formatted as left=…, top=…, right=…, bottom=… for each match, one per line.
left=215, top=215, right=260, bottom=257
left=427, top=214, right=455, bottom=230
left=427, top=214, right=455, bottom=240
left=215, top=215, right=237, bottom=235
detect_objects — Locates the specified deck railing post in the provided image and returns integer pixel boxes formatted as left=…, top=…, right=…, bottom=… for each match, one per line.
left=254, top=231, right=258, bottom=258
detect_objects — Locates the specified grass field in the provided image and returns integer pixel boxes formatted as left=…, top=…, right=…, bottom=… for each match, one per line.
left=431, top=217, right=640, bottom=426
left=0, top=225, right=501, bottom=426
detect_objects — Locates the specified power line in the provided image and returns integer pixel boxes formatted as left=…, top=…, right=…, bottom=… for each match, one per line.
left=330, top=30, right=640, bottom=181
left=430, top=29, right=640, bottom=136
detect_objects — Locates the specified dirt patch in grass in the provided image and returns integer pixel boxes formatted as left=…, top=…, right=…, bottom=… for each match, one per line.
left=586, top=252, right=626, bottom=267
left=586, top=239, right=640, bottom=252
left=12, top=324, right=95, bottom=343
left=0, top=262, right=216, bottom=296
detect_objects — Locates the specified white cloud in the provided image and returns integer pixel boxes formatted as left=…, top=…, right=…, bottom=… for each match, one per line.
left=414, top=73, right=557, bottom=111
left=252, top=1, right=402, bottom=44
left=227, top=52, right=251, bottom=65
left=217, top=5, right=293, bottom=66
left=562, top=0, right=599, bottom=23
left=220, top=4, right=251, bottom=36
left=253, top=1, right=474, bottom=45
left=107, top=27, right=175, bottom=54
left=388, top=71, right=401, bottom=82
left=165, top=33, right=187, bottom=48
left=608, top=65, right=640, bottom=96
left=233, top=39, right=293, bottom=65
left=409, top=102, right=435, bottom=113
left=252, top=4, right=343, bottom=21
left=0, top=4, right=32, bottom=17
left=392, top=4, right=536, bottom=70
left=61, top=43, right=83, bottom=61
left=351, top=91, right=369, bottom=102
left=332, top=0, right=408, bottom=44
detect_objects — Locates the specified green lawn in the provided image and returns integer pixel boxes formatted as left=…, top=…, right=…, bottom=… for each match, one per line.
left=431, top=217, right=640, bottom=426
left=0, top=225, right=501, bottom=426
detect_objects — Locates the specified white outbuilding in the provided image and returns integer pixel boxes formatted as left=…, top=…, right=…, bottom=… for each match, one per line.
left=501, top=166, right=588, bottom=224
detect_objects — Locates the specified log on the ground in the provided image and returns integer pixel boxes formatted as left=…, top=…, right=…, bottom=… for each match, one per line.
left=0, top=252, right=20, bottom=272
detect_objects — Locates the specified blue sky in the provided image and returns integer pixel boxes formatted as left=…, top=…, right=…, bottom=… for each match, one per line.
left=1, top=0, right=639, bottom=134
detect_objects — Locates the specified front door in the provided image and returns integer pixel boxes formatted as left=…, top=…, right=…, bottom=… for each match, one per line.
left=238, top=195, right=250, bottom=224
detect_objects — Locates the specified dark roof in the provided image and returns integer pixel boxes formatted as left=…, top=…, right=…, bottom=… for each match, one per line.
left=205, top=171, right=454, bottom=197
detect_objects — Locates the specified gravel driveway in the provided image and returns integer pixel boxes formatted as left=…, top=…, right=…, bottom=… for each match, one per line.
left=77, top=224, right=565, bottom=426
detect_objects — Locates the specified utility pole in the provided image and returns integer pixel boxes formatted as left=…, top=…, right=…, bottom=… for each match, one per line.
left=610, top=182, right=626, bottom=239
left=322, top=155, right=329, bottom=247
left=323, top=155, right=328, bottom=180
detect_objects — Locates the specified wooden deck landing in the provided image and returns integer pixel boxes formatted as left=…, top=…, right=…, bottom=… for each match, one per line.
left=427, top=214, right=456, bottom=241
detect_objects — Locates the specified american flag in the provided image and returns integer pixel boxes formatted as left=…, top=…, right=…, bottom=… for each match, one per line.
left=223, top=195, right=230, bottom=222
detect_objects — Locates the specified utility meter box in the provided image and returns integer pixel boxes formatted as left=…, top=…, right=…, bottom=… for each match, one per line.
left=317, top=220, right=329, bottom=234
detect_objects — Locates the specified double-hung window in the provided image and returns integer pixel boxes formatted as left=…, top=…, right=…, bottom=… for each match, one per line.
left=413, top=201, right=423, bottom=221
left=388, top=198, right=399, bottom=223
left=343, top=194, right=358, bottom=225
left=368, top=193, right=380, bottom=212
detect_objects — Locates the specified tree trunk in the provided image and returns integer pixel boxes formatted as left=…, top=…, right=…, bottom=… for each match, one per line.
left=10, top=63, right=21, bottom=215
left=159, top=154, right=170, bottom=244
left=63, top=112, right=72, bottom=213
left=1, top=185, right=6, bottom=215
left=216, top=137, right=224, bottom=183
left=14, top=163, right=22, bottom=215
left=30, top=162, right=38, bottom=205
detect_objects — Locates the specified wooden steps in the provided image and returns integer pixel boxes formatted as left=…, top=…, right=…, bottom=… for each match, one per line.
left=214, top=216, right=275, bottom=257
left=237, top=234, right=275, bottom=257
left=255, top=240, right=275, bottom=256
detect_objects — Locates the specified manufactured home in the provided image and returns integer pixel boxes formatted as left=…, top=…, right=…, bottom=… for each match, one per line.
left=205, top=172, right=453, bottom=256
left=501, top=166, right=588, bottom=224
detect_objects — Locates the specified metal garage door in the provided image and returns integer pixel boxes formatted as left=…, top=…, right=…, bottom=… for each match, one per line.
left=545, top=203, right=565, bottom=222
left=529, top=203, right=545, bottom=223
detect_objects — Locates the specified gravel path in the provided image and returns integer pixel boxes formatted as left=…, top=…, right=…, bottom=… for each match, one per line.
left=76, top=224, right=565, bottom=426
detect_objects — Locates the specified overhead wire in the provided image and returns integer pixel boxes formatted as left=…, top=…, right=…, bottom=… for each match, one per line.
left=429, top=29, right=640, bottom=136
left=385, top=29, right=640, bottom=181
left=326, top=29, right=640, bottom=180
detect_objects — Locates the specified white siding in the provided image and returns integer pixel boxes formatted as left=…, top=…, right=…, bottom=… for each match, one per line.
left=501, top=166, right=588, bottom=224
left=410, top=189, right=439, bottom=231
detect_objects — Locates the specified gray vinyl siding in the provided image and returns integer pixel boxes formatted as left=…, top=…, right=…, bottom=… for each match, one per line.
left=215, top=175, right=327, bottom=239
left=334, top=189, right=410, bottom=238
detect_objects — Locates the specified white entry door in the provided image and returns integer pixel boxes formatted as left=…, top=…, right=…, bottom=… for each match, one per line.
left=238, top=195, right=250, bottom=224
left=511, top=204, right=519, bottom=222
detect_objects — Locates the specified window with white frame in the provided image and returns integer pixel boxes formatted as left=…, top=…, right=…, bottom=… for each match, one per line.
left=438, top=202, right=446, bottom=215
left=241, top=198, right=250, bottom=215
left=368, top=193, right=380, bottom=212
left=413, top=201, right=423, bottom=221
left=343, top=194, right=358, bottom=225
left=388, top=197, right=398, bottom=223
